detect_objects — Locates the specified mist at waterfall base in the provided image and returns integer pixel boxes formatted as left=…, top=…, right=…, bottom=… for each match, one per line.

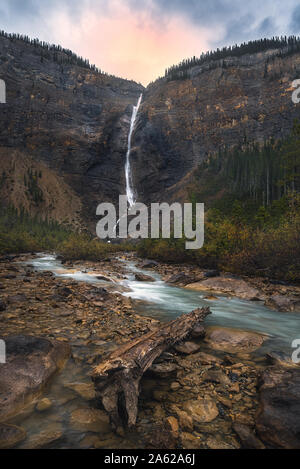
left=30, top=254, right=299, bottom=357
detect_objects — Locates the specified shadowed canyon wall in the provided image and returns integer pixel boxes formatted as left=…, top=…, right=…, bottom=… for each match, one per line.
left=0, top=36, right=300, bottom=230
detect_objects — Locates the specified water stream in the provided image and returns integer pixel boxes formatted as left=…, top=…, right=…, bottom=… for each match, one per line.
left=9, top=253, right=298, bottom=448
left=125, top=94, right=143, bottom=207
left=31, top=254, right=299, bottom=354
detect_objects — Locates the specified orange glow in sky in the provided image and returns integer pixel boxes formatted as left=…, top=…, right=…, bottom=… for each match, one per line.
left=47, top=1, right=221, bottom=85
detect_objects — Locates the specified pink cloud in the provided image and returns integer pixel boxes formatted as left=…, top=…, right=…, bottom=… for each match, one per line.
left=46, top=1, right=221, bottom=85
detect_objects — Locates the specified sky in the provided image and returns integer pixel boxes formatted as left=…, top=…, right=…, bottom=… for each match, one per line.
left=0, top=0, right=300, bottom=85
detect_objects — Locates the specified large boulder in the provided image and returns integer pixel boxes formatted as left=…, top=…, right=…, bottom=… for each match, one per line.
left=204, top=326, right=267, bottom=353
left=0, top=336, right=70, bottom=422
left=255, top=367, right=300, bottom=449
left=185, top=276, right=262, bottom=301
left=135, top=273, right=155, bottom=282
left=266, top=294, right=300, bottom=312
left=138, top=260, right=158, bottom=269
left=167, top=272, right=195, bottom=286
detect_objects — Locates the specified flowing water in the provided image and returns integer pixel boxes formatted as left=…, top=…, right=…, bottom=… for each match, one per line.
left=125, top=94, right=142, bottom=207
left=31, top=254, right=299, bottom=354
left=9, top=253, right=298, bottom=448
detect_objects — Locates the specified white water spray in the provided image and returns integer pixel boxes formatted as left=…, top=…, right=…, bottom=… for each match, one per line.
left=125, top=93, right=142, bottom=207
left=112, top=94, right=142, bottom=236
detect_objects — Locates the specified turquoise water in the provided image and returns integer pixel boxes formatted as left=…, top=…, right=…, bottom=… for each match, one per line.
left=31, top=255, right=300, bottom=354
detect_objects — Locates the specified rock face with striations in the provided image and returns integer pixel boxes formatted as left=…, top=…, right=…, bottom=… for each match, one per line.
left=0, top=35, right=144, bottom=229
left=132, top=50, right=300, bottom=203
left=1, top=37, right=300, bottom=226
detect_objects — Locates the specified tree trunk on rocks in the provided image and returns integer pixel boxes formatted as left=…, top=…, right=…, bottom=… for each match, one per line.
left=92, top=307, right=211, bottom=429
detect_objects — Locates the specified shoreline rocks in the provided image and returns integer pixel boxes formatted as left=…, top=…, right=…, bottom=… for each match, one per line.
left=0, top=335, right=70, bottom=422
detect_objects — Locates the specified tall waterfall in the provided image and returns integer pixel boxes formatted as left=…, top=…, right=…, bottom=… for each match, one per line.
left=125, top=93, right=142, bottom=207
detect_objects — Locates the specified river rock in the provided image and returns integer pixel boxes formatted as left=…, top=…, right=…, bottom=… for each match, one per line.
left=0, top=335, right=70, bottom=421
left=255, top=367, right=300, bottom=449
left=185, top=276, right=261, bottom=301
left=266, top=294, right=300, bottom=312
left=174, top=341, right=201, bottom=355
left=190, top=325, right=206, bottom=339
left=70, top=408, right=110, bottom=433
left=65, top=382, right=96, bottom=400
left=202, top=369, right=232, bottom=387
left=167, top=273, right=195, bottom=285
left=233, top=423, right=265, bottom=449
left=204, top=326, right=267, bottom=353
left=20, top=423, right=63, bottom=449
left=266, top=350, right=300, bottom=368
left=166, top=416, right=179, bottom=434
left=0, top=424, right=26, bottom=449
left=170, top=406, right=194, bottom=431
left=36, top=398, right=53, bottom=412
left=149, top=362, right=178, bottom=378
left=138, top=260, right=158, bottom=269
left=183, top=398, right=219, bottom=424
left=135, top=273, right=155, bottom=282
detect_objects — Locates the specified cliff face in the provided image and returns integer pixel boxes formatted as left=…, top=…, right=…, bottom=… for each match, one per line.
left=132, top=50, right=300, bottom=203
left=0, top=35, right=144, bottom=228
left=1, top=36, right=300, bottom=229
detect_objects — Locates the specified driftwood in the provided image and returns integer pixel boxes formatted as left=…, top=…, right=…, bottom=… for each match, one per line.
left=92, top=307, right=211, bottom=429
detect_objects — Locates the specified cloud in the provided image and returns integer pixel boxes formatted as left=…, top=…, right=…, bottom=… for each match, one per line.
left=290, top=5, right=300, bottom=33
left=0, top=0, right=299, bottom=83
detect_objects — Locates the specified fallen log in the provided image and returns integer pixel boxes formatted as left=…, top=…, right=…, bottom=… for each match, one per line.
left=92, top=307, right=211, bottom=429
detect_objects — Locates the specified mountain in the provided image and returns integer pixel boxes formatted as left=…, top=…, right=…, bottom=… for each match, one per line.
left=133, top=46, right=300, bottom=203
left=0, top=32, right=144, bottom=229
left=0, top=32, right=300, bottom=230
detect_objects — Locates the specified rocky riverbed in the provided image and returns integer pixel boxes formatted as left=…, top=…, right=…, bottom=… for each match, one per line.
left=0, top=253, right=299, bottom=449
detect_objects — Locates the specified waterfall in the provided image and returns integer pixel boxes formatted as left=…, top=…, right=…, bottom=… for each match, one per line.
left=112, top=93, right=142, bottom=237
left=125, top=93, right=142, bottom=207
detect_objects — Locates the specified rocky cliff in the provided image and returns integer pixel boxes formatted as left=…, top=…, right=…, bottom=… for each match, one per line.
left=133, top=49, right=300, bottom=203
left=0, top=34, right=144, bottom=229
left=1, top=35, right=300, bottom=229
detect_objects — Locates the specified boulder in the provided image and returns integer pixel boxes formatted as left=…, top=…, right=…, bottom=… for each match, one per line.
left=167, top=272, right=195, bottom=285
left=36, top=398, right=53, bottom=412
left=149, top=362, right=178, bottom=378
left=70, top=408, right=111, bottom=433
left=190, top=325, right=206, bottom=339
left=0, top=336, right=70, bottom=422
left=183, top=398, right=219, bottom=424
left=266, top=294, right=300, bottom=312
left=174, top=341, right=201, bottom=355
left=233, top=423, right=265, bottom=449
left=266, top=350, right=300, bottom=368
left=65, top=382, right=96, bottom=400
left=255, top=367, right=300, bottom=449
left=204, top=326, right=267, bottom=353
left=135, top=273, right=155, bottom=282
left=0, top=424, right=26, bottom=449
left=202, top=369, right=232, bottom=387
left=186, top=276, right=261, bottom=301
left=138, top=260, right=158, bottom=269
